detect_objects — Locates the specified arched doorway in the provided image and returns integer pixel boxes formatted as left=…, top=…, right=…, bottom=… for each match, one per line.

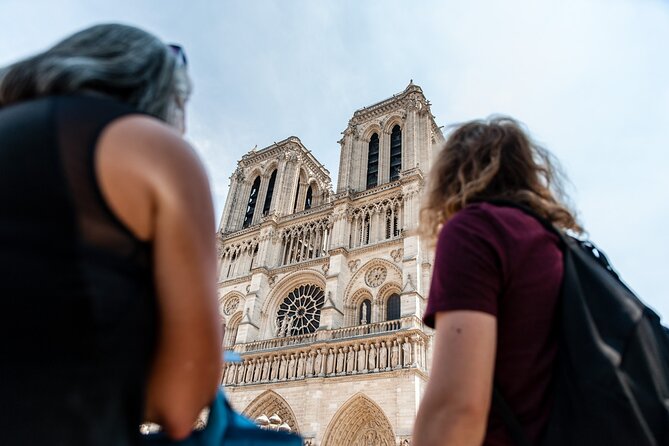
left=242, top=390, right=300, bottom=434
left=322, top=393, right=395, bottom=446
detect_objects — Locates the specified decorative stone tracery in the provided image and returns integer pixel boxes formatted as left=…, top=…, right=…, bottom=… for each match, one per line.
left=242, top=390, right=300, bottom=434
left=276, top=284, right=325, bottom=336
left=321, top=394, right=395, bottom=446
left=223, top=295, right=240, bottom=316
left=365, top=265, right=387, bottom=288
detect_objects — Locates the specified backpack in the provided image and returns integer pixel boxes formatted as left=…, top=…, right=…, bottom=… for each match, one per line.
left=490, top=202, right=669, bottom=446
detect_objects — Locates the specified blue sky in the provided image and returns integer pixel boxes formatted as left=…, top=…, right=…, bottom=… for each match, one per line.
left=2, top=0, right=668, bottom=319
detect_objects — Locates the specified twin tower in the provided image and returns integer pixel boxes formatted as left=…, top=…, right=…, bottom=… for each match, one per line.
left=217, top=82, right=444, bottom=446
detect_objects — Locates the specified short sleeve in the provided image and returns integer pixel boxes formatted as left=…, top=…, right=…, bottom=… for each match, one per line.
left=423, top=206, right=506, bottom=328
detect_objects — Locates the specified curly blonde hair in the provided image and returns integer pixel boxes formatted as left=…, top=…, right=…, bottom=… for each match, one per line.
left=420, top=116, right=581, bottom=243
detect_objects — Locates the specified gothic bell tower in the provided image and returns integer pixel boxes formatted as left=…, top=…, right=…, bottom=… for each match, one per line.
left=336, top=81, right=444, bottom=194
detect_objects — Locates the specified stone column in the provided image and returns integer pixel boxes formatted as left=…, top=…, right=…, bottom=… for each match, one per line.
left=379, top=129, right=389, bottom=185
left=219, top=168, right=242, bottom=232
left=336, top=128, right=353, bottom=194
left=294, top=181, right=309, bottom=213
left=252, top=173, right=271, bottom=225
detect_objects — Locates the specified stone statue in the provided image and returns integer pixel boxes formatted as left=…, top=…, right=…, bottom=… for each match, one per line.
left=288, top=353, right=296, bottom=379
left=253, top=359, right=262, bottom=381
left=403, top=337, right=412, bottom=367
left=261, top=357, right=270, bottom=381
left=297, top=352, right=305, bottom=378
left=368, top=344, right=377, bottom=371
left=306, top=350, right=315, bottom=376
left=236, top=362, right=245, bottom=384
left=277, top=316, right=287, bottom=337
left=336, top=347, right=345, bottom=374
left=326, top=348, right=335, bottom=375
left=270, top=355, right=279, bottom=381
left=346, top=345, right=355, bottom=373
left=357, top=344, right=366, bottom=372
left=224, top=364, right=235, bottom=385
left=285, top=316, right=294, bottom=337
left=391, top=340, right=400, bottom=368
left=361, top=303, right=368, bottom=324
left=314, top=349, right=323, bottom=376
left=379, top=341, right=388, bottom=370
left=279, top=354, right=287, bottom=380
left=245, top=360, right=254, bottom=383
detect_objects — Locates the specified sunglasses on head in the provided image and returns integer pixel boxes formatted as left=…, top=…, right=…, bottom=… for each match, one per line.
left=168, top=44, right=187, bottom=67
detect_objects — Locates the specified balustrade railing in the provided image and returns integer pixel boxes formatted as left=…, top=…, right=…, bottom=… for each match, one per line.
left=235, top=316, right=421, bottom=353
left=223, top=316, right=428, bottom=387
left=239, top=332, right=319, bottom=353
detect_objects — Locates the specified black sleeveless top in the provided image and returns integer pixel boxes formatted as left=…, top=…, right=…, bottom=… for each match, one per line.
left=0, top=95, right=158, bottom=445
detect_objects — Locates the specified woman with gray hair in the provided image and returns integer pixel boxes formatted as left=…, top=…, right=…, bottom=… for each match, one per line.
left=0, top=24, right=221, bottom=445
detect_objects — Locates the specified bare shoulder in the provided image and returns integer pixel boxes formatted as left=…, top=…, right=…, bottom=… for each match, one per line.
left=96, top=115, right=210, bottom=241
left=99, top=115, right=205, bottom=180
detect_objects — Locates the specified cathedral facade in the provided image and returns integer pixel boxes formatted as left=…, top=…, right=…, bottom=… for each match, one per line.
left=217, top=83, right=444, bottom=445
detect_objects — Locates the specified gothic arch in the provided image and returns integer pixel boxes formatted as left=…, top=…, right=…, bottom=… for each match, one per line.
left=219, top=291, right=244, bottom=315
left=262, top=160, right=279, bottom=177
left=378, top=282, right=402, bottom=303
left=242, top=390, right=300, bottom=434
left=322, top=393, right=395, bottom=446
left=343, top=258, right=401, bottom=307
left=223, top=311, right=242, bottom=348
left=345, top=289, right=373, bottom=326
left=361, top=123, right=382, bottom=142
left=383, top=115, right=404, bottom=135
left=377, top=283, right=402, bottom=322
left=245, top=166, right=264, bottom=183
left=260, top=270, right=326, bottom=338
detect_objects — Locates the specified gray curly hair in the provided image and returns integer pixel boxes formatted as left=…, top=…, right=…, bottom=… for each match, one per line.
left=0, top=23, right=191, bottom=124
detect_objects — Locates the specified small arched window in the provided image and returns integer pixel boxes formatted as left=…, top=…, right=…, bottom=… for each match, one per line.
left=262, top=169, right=277, bottom=216
left=386, top=293, right=400, bottom=321
left=366, top=133, right=379, bottom=189
left=249, top=245, right=259, bottom=271
left=227, top=252, right=237, bottom=278
left=359, top=299, right=371, bottom=324
left=390, top=125, right=402, bottom=181
left=243, top=176, right=261, bottom=228
left=304, top=185, right=313, bottom=210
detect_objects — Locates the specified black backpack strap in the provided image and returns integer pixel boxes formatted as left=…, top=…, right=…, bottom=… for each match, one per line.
left=492, top=386, right=531, bottom=446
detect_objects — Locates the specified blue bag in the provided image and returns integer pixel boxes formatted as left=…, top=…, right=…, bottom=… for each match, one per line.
left=141, top=390, right=302, bottom=446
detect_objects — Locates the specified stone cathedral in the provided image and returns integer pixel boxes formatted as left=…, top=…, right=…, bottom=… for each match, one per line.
left=217, top=83, right=445, bottom=446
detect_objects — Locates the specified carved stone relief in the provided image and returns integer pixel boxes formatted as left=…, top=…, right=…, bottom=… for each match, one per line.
left=365, top=266, right=387, bottom=288
left=223, top=296, right=240, bottom=316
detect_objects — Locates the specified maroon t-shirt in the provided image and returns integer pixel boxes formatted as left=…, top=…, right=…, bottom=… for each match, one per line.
left=424, top=203, right=563, bottom=446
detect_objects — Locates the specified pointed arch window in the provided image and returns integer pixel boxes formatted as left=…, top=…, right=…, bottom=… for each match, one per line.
left=243, top=176, right=261, bottom=228
left=366, top=133, right=379, bottom=189
left=227, top=252, right=237, bottom=278
left=249, top=245, right=259, bottom=271
left=304, top=185, right=313, bottom=210
left=386, top=293, right=400, bottom=321
left=390, top=125, right=402, bottom=181
left=262, top=169, right=277, bottom=216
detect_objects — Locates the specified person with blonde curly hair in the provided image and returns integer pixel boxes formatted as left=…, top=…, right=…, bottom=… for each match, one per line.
left=414, top=117, right=580, bottom=446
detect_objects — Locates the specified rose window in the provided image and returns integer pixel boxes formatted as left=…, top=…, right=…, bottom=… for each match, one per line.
left=276, top=284, right=325, bottom=336
left=365, top=266, right=387, bottom=288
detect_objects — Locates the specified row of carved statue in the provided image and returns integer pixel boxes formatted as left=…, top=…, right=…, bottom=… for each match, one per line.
left=223, top=335, right=426, bottom=386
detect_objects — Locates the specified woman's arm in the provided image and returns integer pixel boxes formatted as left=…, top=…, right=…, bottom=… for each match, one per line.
left=413, top=310, right=497, bottom=446
left=97, top=116, right=222, bottom=440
